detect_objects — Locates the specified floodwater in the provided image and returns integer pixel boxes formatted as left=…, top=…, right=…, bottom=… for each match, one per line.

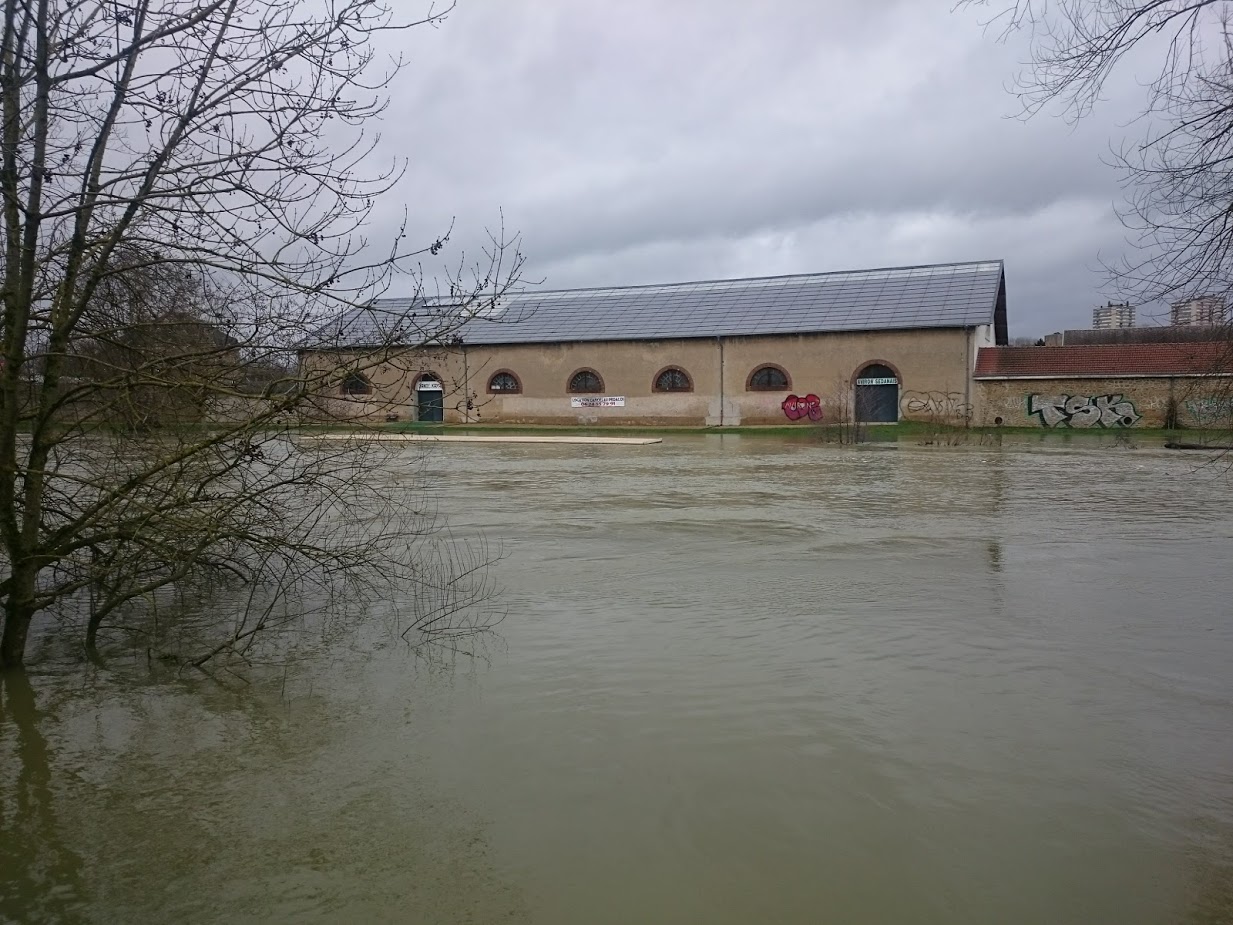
left=3, top=434, right=1233, bottom=924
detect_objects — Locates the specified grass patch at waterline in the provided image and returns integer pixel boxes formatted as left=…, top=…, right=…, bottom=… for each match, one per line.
left=290, top=419, right=1224, bottom=444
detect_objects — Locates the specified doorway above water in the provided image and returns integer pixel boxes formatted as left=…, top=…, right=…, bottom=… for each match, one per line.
left=414, top=373, right=445, bottom=423
left=854, top=363, right=899, bottom=423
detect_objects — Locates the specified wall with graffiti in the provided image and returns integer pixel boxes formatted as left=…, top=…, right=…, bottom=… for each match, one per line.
left=778, top=389, right=977, bottom=424
left=1184, top=397, right=1233, bottom=428
left=973, top=377, right=1233, bottom=428
left=899, top=390, right=972, bottom=423
left=781, top=393, right=822, bottom=422
left=1027, top=393, right=1142, bottom=428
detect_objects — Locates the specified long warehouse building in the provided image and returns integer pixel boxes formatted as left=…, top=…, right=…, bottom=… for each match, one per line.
left=300, top=259, right=1009, bottom=426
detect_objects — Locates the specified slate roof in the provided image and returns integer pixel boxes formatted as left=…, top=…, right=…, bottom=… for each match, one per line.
left=304, top=260, right=1007, bottom=349
left=975, top=343, right=1233, bottom=378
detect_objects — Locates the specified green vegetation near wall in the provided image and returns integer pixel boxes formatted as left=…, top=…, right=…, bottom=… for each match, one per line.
left=320, top=419, right=1223, bottom=443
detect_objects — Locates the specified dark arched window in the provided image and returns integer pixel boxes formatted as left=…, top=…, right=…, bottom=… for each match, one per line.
left=340, top=372, right=371, bottom=395
left=488, top=371, right=521, bottom=393
left=568, top=369, right=604, bottom=393
left=747, top=365, right=790, bottom=391
left=653, top=367, right=692, bottom=392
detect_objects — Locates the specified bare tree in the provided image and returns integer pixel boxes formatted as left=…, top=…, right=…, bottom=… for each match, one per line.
left=960, top=1, right=1233, bottom=306
left=0, top=1, right=523, bottom=672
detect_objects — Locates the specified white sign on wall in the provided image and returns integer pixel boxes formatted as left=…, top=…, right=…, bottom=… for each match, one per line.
left=855, top=377, right=898, bottom=386
left=416, top=381, right=444, bottom=391
left=571, top=395, right=626, bottom=408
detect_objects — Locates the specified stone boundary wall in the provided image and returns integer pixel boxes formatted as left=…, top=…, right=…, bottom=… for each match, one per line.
left=975, top=376, right=1233, bottom=429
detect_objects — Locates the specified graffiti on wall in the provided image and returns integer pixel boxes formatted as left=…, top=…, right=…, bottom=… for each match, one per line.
left=1185, top=397, right=1233, bottom=426
left=900, top=391, right=972, bottom=422
left=1028, top=393, right=1142, bottom=428
left=781, top=393, right=822, bottom=422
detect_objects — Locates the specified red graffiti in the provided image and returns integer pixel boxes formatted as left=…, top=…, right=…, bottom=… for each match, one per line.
left=781, top=393, right=822, bottom=422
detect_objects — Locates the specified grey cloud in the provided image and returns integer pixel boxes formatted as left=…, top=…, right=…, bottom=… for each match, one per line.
left=356, top=1, right=1157, bottom=335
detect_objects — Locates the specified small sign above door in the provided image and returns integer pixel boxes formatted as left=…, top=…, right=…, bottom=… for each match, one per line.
left=855, top=376, right=898, bottom=386
left=416, top=381, right=444, bottom=391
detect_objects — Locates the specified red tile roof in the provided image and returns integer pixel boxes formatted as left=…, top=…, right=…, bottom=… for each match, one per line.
left=974, top=343, right=1233, bottom=379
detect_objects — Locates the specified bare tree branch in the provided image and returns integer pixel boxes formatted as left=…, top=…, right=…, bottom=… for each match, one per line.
left=0, top=0, right=518, bottom=673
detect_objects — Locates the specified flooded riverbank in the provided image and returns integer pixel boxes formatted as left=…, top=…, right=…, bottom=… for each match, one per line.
left=4, top=436, right=1232, bottom=923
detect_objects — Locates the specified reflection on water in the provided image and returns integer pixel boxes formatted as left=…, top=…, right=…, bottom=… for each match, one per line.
left=1, top=656, right=529, bottom=923
left=0, top=671, right=87, bottom=924
left=3, top=435, right=1233, bottom=923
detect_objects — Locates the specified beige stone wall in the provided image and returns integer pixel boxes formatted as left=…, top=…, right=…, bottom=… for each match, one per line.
left=302, top=326, right=985, bottom=426
left=463, top=339, right=720, bottom=425
left=975, top=376, right=1233, bottom=428
left=718, top=329, right=975, bottom=425
left=299, top=347, right=468, bottom=422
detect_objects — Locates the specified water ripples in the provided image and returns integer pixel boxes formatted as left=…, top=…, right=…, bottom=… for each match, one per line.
left=419, top=436, right=1233, bottom=924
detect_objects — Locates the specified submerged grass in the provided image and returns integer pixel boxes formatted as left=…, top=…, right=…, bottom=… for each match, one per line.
left=351, top=419, right=1220, bottom=443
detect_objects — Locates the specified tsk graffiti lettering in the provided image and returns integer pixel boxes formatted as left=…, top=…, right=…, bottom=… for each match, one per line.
left=782, top=393, right=822, bottom=422
left=1028, top=394, right=1142, bottom=428
left=900, top=390, right=972, bottom=422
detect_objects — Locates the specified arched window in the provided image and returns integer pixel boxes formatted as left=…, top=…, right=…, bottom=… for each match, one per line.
left=488, top=371, right=521, bottom=393
left=747, top=365, right=790, bottom=391
left=653, top=367, right=692, bottom=392
left=340, top=372, right=371, bottom=395
left=414, top=372, right=442, bottom=389
left=568, top=369, right=604, bottom=393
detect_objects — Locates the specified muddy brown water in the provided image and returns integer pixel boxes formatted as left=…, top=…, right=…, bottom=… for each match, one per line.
left=3, top=435, right=1233, bottom=924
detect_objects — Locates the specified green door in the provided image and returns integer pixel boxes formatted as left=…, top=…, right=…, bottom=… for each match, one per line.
left=854, top=364, right=899, bottom=423
left=416, top=387, right=444, bottom=422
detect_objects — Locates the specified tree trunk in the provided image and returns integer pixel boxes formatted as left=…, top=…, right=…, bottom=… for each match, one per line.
left=0, top=612, right=31, bottom=670
left=0, top=567, right=37, bottom=670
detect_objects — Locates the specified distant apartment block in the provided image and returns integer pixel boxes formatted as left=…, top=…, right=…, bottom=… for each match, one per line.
left=1092, top=301, right=1135, bottom=329
left=1170, top=295, right=1226, bottom=326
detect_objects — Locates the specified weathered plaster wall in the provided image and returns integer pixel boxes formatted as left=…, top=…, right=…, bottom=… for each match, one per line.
left=975, top=377, right=1233, bottom=428
left=299, top=347, right=468, bottom=422
left=717, top=329, right=975, bottom=425
left=304, top=325, right=986, bottom=426
left=464, top=339, right=719, bottom=426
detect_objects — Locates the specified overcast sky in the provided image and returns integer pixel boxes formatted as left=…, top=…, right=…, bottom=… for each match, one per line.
left=364, top=1, right=1157, bottom=337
